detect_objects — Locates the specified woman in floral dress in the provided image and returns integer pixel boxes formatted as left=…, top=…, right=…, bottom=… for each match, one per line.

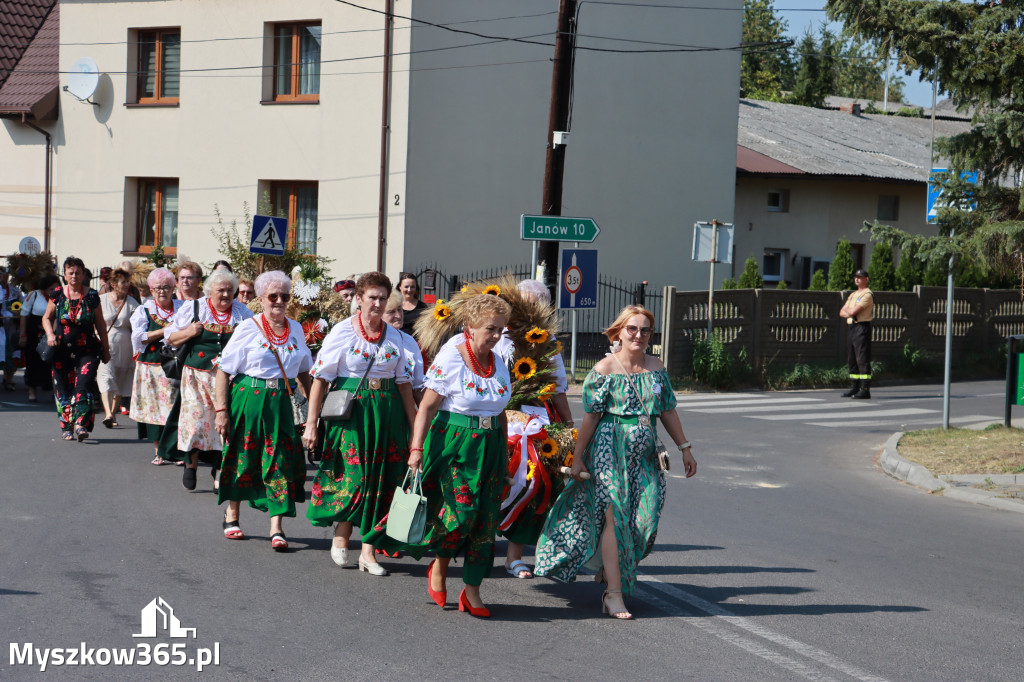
left=161, top=268, right=253, bottom=490
left=42, top=257, right=111, bottom=441
left=302, top=272, right=418, bottom=575
left=215, top=271, right=312, bottom=550
left=97, top=268, right=140, bottom=428
left=405, top=293, right=512, bottom=618
left=129, top=267, right=183, bottom=464
left=535, top=305, right=697, bottom=620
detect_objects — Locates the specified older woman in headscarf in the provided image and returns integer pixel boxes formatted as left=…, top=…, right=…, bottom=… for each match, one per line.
left=129, top=267, right=183, bottom=464
left=302, top=272, right=418, bottom=575
left=97, top=268, right=140, bottom=428
left=161, top=267, right=253, bottom=490
left=214, top=270, right=312, bottom=549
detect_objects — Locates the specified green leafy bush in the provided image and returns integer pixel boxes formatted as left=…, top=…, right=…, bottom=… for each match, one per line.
left=691, top=333, right=734, bottom=389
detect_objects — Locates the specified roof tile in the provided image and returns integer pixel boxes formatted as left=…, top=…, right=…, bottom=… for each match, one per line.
left=0, top=0, right=58, bottom=118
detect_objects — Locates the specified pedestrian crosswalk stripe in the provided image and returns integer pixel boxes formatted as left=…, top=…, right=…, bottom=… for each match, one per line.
left=809, top=413, right=996, bottom=428
left=678, top=397, right=823, bottom=409
left=695, top=401, right=875, bottom=414
left=675, top=393, right=764, bottom=402
left=751, top=408, right=933, bottom=421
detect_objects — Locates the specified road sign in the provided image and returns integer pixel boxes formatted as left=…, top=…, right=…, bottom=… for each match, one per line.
left=250, top=215, right=288, bottom=255
left=927, top=168, right=978, bottom=224
left=559, top=248, right=597, bottom=309
left=522, top=215, right=600, bottom=243
left=692, top=221, right=734, bottom=263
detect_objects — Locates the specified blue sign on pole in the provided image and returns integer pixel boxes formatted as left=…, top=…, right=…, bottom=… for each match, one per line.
left=927, top=168, right=978, bottom=224
left=559, top=248, right=597, bottom=310
left=250, top=215, right=288, bottom=255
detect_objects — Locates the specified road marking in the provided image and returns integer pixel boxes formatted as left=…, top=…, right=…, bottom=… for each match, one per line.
left=810, top=414, right=997, bottom=428
left=681, top=397, right=826, bottom=409
left=676, top=393, right=765, bottom=402
left=637, top=573, right=891, bottom=682
left=751, top=408, right=933, bottom=421
left=695, top=402, right=873, bottom=414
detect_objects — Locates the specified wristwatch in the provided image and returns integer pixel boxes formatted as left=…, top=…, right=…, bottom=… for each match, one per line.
left=677, top=441, right=691, bottom=451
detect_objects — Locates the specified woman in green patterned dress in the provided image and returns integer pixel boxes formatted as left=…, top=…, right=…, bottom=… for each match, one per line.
left=535, top=305, right=697, bottom=620
left=214, top=270, right=312, bottom=550
left=406, top=294, right=512, bottom=618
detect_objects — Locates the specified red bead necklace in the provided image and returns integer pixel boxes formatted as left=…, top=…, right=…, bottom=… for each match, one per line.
left=261, top=314, right=290, bottom=346
left=65, top=286, right=83, bottom=322
left=207, top=297, right=232, bottom=325
left=153, top=300, right=174, bottom=321
left=464, top=336, right=495, bottom=378
left=357, top=312, right=383, bottom=343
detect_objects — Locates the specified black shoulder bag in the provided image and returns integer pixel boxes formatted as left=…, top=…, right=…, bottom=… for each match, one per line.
left=160, top=300, right=200, bottom=381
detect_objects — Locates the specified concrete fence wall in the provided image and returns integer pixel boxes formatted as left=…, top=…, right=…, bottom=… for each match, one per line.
left=659, top=285, right=1024, bottom=375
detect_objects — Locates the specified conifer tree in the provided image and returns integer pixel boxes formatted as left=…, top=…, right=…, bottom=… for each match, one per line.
left=740, top=0, right=796, bottom=101
left=738, top=255, right=764, bottom=289
left=808, top=268, right=828, bottom=291
left=894, top=242, right=925, bottom=291
left=828, top=239, right=856, bottom=290
left=867, top=241, right=896, bottom=291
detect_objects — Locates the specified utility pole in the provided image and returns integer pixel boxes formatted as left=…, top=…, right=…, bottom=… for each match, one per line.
left=539, top=0, right=577, bottom=296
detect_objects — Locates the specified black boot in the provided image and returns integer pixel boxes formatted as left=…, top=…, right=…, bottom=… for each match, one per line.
left=852, top=381, right=871, bottom=399
left=841, top=380, right=860, bottom=398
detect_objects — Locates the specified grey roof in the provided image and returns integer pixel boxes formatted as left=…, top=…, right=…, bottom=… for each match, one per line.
left=738, top=98, right=972, bottom=183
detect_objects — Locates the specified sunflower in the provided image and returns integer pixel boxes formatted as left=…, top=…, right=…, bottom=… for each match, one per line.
left=539, top=438, right=558, bottom=459
left=571, top=428, right=578, bottom=441
left=461, top=285, right=469, bottom=292
left=525, top=326, right=549, bottom=344
left=538, top=383, right=557, bottom=402
left=512, top=356, right=537, bottom=380
left=9, top=301, right=22, bottom=313
left=433, top=303, right=452, bottom=321
left=563, top=452, right=574, bottom=467
left=482, top=284, right=501, bottom=296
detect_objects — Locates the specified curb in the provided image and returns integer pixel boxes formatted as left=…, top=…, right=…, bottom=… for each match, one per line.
left=879, top=432, right=1024, bottom=514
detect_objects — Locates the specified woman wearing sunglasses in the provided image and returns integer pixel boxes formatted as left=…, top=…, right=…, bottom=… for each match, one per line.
left=535, top=305, right=697, bottom=620
left=161, top=267, right=253, bottom=490
left=213, top=270, right=312, bottom=550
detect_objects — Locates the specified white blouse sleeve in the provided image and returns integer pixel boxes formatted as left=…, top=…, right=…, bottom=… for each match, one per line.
left=551, top=339, right=569, bottom=393
left=232, top=300, right=255, bottom=323
left=310, top=321, right=349, bottom=383
left=400, top=331, right=424, bottom=388
left=129, top=304, right=151, bottom=355
left=293, top=319, right=313, bottom=374
left=216, top=318, right=258, bottom=376
left=165, top=299, right=197, bottom=340
left=423, top=343, right=459, bottom=397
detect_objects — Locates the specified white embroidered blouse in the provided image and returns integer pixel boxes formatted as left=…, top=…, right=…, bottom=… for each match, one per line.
left=216, top=315, right=313, bottom=380
left=130, top=299, right=183, bottom=355
left=310, top=316, right=415, bottom=384
left=423, top=340, right=511, bottom=417
left=396, top=328, right=425, bottom=389
left=163, top=298, right=253, bottom=342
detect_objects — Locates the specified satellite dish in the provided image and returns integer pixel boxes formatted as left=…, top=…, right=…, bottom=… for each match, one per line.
left=65, top=57, right=99, bottom=102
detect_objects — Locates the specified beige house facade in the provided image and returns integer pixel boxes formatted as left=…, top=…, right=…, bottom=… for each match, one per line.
left=45, top=0, right=741, bottom=289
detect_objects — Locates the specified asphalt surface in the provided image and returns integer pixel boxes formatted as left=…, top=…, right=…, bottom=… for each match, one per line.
left=2, top=379, right=1022, bottom=681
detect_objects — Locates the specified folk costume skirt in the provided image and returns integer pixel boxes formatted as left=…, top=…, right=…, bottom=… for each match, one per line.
left=218, top=375, right=305, bottom=517
left=158, top=366, right=223, bottom=467
left=403, top=411, right=507, bottom=587
left=307, top=377, right=410, bottom=545
left=534, top=413, right=666, bottom=597
left=130, top=361, right=178, bottom=443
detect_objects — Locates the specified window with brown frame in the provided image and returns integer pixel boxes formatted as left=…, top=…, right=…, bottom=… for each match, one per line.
left=273, top=22, right=322, bottom=101
left=136, top=29, right=180, bottom=104
left=269, top=181, right=319, bottom=254
left=135, top=179, right=179, bottom=253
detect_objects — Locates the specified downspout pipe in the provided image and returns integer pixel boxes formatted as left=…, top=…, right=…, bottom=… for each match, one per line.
left=22, top=116, right=52, bottom=253
left=375, top=0, right=394, bottom=272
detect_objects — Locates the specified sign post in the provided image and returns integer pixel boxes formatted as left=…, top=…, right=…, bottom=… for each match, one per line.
left=692, top=220, right=734, bottom=336
left=560, top=247, right=597, bottom=383
left=522, top=214, right=600, bottom=281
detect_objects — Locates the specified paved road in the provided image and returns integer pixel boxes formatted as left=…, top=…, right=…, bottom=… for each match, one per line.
left=1, top=379, right=1021, bottom=680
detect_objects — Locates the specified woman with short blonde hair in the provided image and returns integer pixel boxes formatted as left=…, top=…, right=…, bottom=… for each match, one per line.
left=97, top=268, right=140, bottom=428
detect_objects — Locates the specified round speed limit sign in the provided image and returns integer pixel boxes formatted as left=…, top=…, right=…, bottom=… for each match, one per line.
left=564, top=265, right=582, bottom=294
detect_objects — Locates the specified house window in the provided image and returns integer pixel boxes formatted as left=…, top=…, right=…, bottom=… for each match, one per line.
left=269, top=181, right=318, bottom=253
left=273, top=22, right=321, bottom=101
left=136, top=29, right=180, bottom=103
left=763, top=249, right=787, bottom=282
left=136, top=179, right=178, bottom=253
left=878, top=195, right=900, bottom=220
left=767, top=189, right=789, bottom=213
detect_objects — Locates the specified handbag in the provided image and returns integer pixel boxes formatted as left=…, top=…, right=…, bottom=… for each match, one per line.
left=611, top=353, right=671, bottom=472
left=36, top=335, right=56, bottom=364
left=321, top=332, right=383, bottom=421
left=160, top=300, right=199, bottom=381
left=385, top=469, right=428, bottom=544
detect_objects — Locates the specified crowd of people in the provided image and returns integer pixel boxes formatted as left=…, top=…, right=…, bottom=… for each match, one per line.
left=0, top=255, right=696, bottom=620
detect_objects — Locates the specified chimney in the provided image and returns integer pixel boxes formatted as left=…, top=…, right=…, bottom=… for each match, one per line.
left=839, top=102, right=862, bottom=116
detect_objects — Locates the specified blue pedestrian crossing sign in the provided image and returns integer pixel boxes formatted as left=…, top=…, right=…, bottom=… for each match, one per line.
left=250, top=215, right=288, bottom=255
left=927, top=169, right=978, bottom=224
left=559, top=248, right=598, bottom=310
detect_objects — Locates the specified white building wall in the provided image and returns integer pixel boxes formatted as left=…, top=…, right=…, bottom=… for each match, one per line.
left=0, top=120, right=50, bottom=255
left=56, top=0, right=407, bottom=277
left=402, top=0, right=742, bottom=290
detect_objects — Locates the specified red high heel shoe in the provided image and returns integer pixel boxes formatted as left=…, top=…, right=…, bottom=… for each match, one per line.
left=458, top=588, right=491, bottom=618
left=426, top=560, right=446, bottom=608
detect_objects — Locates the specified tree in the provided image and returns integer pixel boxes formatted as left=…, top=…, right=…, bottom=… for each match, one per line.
left=828, top=239, right=856, bottom=290
left=867, top=241, right=896, bottom=290
left=790, top=26, right=905, bottom=108
left=827, top=1, right=1024, bottom=287
left=790, top=31, right=834, bottom=108
left=808, top=268, right=828, bottom=291
left=740, top=0, right=796, bottom=101
left=894, top=242, right=925, bottom=291
left=738, top=255, right=764, bottom=288
left=775, top=278, right=788, bottom=289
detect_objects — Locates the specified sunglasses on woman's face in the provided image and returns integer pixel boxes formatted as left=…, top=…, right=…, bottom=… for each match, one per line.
left=266, top=293, right=291, bottom=303
left=624, top=325, right=653, bottom=337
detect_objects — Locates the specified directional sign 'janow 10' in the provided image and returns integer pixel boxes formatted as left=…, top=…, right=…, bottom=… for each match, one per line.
left=521, top=215, right=600, bottom=243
